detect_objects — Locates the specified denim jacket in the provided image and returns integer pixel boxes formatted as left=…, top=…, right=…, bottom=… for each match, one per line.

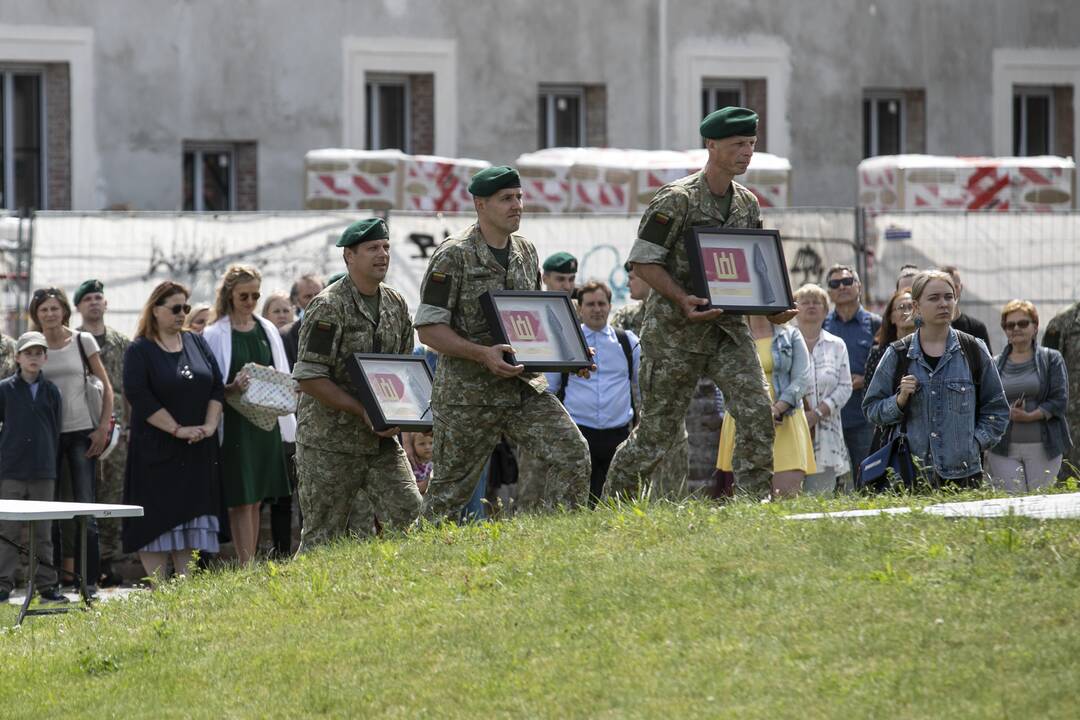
left=862, top=328, right=1009, bottom=479
left=770, top=324, right=812, bottom=413
left=990, top=343, right=1072, bottom=458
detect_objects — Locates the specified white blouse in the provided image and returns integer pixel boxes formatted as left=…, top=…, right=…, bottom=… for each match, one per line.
left=805, top=329, right=853, bottom=474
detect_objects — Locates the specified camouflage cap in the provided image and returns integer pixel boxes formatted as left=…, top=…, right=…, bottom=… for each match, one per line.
left=700, top=106, right=758, bottom=140
left=73, top=279, right=104, bottom=305
left=543, top=252, right=578, bottom=274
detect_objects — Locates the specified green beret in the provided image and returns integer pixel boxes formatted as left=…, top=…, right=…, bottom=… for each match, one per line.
left=73, top=279, right=104, bottom=305
left=326, top=272, right=348, bottom=286
left=468, top=166, right=521, bottom=197
left=336, top=217, right=389, bottom=248
left=543, top=252, right=578, bottom=274
left=700, top=106, right=758, bottom=140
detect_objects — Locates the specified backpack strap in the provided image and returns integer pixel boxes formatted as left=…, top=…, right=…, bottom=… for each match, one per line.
left=614, top=328, right=638, bottom=425
left=889, top=336, right=914, bottom=432
left=555, top=372, right=570, bottom=403
left=954, top=330, right=984, bottom=420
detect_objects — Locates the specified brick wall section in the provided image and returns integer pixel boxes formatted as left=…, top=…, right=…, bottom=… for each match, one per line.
left=235, top=141, right=257, bottom=210
left=1054, top=84, right=1074, bottom=158
left=584, top=84, right=607, bottom=147
left=409, top=73, right=435, bottom=155
left=903, top=88, right=927, bottom=153
left=44, top=62, right=71, bottom=210
left=744, top=79, right=767, bottom=152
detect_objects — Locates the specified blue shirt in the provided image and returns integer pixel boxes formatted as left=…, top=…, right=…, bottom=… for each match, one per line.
left=546, top=324, right=640, bottom=430
left=824, top=306, right=881, bottom=429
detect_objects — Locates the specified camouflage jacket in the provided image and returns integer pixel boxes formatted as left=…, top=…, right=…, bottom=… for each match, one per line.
left=610, top=302, right=645, bottom=336
left=627, top=171, right=761, bottom=355
left=0, top=334, right=15, bottom=380
left=293, top=277, right=414, bottom=456
left=76, top=325, right=130, bottom=423
left=1042, top=302, right=1080, bottom=442
left=414, top=222, right=547, bottom=407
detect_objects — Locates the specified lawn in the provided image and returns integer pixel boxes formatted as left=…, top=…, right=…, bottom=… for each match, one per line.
left=2, top=492, right=1078, bottom=719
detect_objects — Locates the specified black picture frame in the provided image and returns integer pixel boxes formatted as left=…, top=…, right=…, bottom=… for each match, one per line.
left=479, top=290, right=592, bottom=372
left=346, top=354, right=434, bottom=431
left=683, top=226, right=796, bottom=315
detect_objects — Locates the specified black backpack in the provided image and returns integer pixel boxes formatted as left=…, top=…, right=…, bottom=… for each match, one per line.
left=556, top=329, right=638, bottom=425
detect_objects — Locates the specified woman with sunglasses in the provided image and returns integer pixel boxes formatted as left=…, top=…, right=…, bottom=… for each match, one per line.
left=204, top=265, right=294, bottom=564
left=122, top=282, right=223, bottom=580
left=986, top=300, right=1071, bottom=493
left=863, top=290, right=917, bottom=394
left=29, top=286, right=114, bottom=596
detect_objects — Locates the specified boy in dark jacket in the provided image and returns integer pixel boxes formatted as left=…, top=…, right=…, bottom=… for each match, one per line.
left=0, top=332, right=66, bottom=603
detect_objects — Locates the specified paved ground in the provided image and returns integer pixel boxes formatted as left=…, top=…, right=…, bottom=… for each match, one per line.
left=5, top=584, right=146, bottom=607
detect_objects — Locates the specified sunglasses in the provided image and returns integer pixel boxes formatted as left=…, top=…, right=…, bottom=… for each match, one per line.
left=237, top=292, right=261, bottom=302
left=1003, top=319, right=1033, bottom=331
left=32, top=288, right=62, bottom=301
left=894, top=303, right=914, bottom=313
left=156, top=300, right=192, bottom=315
left=827, top=277, right=856, bottom=289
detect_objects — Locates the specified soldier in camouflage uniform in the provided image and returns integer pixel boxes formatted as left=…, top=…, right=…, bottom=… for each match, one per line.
left=292, top=218, right=422, bottom=552
left=1042, top=301, right=1080, bottom=477
left=74, top=280, right=131, bottom=583
left=610, top=263, right=690, bottom=498
left=607, top=107, right=794, bottom=499
left=414, top=166, right=591, bottom=521
left=0, top=332, right=15, bottom=379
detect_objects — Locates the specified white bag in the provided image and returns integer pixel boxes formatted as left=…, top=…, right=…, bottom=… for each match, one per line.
left=226, top=362, right=298, bottom=432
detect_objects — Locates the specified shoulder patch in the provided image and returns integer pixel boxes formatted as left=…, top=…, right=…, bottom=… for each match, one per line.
left=422, top=271, right=452, bottom=308
left=641, top=212, right=673, bottom=245
left=307, top=320, right=335, bottom=356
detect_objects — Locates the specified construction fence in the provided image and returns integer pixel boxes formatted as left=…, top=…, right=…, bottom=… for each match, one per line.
left=3, top=209, right=1079, bottom=348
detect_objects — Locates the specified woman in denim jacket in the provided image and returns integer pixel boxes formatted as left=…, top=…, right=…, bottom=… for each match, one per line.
left=863, top=271, right=1008, bottom=487
left=717, top=315, right=815, bottom=497
left=987, top=300, right=1071, bottom=493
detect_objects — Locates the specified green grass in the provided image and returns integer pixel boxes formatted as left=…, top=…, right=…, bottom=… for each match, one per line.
left=2, top=491, right=1079, bottom=719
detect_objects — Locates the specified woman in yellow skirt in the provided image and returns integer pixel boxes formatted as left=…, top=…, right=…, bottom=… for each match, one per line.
left=717, top=314, right=816, bottom=497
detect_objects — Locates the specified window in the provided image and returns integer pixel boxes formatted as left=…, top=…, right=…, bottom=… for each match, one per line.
left=1, top=69, right=45, bottom=211
left=183, top=144, right=235, bottom=211
left=701, top=80, right=744, bottom=118
left=863, top=94, right=904, bottom=158
left=538, top=86, right=585, bottom=148
left=366, top=76, right=410, bottom=152
left=1013, top=86, right=1053, bottom=156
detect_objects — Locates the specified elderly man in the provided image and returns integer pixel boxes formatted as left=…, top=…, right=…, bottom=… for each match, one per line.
left=605, top=107, right=792, bottom=499
left=414, top=166, right=591, bottom=520
left=548, top=281, right=639, bottom=505
left=822, top=264, right=881, bottom=479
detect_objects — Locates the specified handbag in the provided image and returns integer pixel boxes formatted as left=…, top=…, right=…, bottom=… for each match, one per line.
left=225, top=362, right=298, bottom=432
left=857, top=423, right=916, bottom=492
left=75, top=332, right=105, bottom=426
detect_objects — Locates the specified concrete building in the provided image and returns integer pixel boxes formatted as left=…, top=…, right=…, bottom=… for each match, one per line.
left=1, top=0, right=1077, bottom=211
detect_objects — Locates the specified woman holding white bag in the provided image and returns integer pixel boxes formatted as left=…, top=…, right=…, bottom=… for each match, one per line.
left=204, top=265, right=295, bottom=564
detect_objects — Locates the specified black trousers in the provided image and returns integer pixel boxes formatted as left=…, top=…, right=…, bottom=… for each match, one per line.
left=579, top=423, right=631, bottom=507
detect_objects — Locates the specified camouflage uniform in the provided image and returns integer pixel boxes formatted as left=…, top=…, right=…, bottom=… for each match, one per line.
left=606, top=172, right=775, bottom=498
left=292, top=278, right=422, bottom=551
left=610, top=301, right=691, bottom=498
left=1042, top=302, right=1080, bottom=476
left=414, top=223, right=590, bottom=520
left=0, top=334, right=15, bottom=379
left=77, top=325, right=130, bottom=565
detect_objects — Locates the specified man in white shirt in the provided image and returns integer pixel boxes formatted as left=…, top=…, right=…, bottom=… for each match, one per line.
left=548, top=281, right=640, bottom=505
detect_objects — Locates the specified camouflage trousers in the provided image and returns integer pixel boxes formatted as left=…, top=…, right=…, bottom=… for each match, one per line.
left=96, top=438, right=128, bottom=562
left=422, top=389, right=590, bottom=522
left=295, top=441, right=422, bottom=553
left=606, top=324, right=774, bottom=499
left=512, top=449, right=546, bottom=513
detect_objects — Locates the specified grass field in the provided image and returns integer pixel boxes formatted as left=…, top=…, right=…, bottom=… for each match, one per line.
left=2, top=491, right=1079, bottom=719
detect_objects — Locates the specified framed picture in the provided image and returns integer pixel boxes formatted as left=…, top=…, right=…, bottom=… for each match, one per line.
left=479, top=290, right=592, bottom=372
left=346, top=354, right=434, bottom=431
left=683, top=227, right=796, bottom=315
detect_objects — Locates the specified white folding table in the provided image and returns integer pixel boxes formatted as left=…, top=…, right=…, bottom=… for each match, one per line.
left=0, top=500, right=143, bottom=626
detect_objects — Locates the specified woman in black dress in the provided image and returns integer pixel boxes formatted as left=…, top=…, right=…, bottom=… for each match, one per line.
left=123, top=281, right=224, bottom=581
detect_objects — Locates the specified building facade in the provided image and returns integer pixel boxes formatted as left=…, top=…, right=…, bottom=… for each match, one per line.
left=1, top=0, right=1077, bottom=211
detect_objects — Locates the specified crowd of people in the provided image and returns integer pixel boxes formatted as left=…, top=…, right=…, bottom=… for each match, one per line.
left=0, top=105, right=1075, bottom=604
